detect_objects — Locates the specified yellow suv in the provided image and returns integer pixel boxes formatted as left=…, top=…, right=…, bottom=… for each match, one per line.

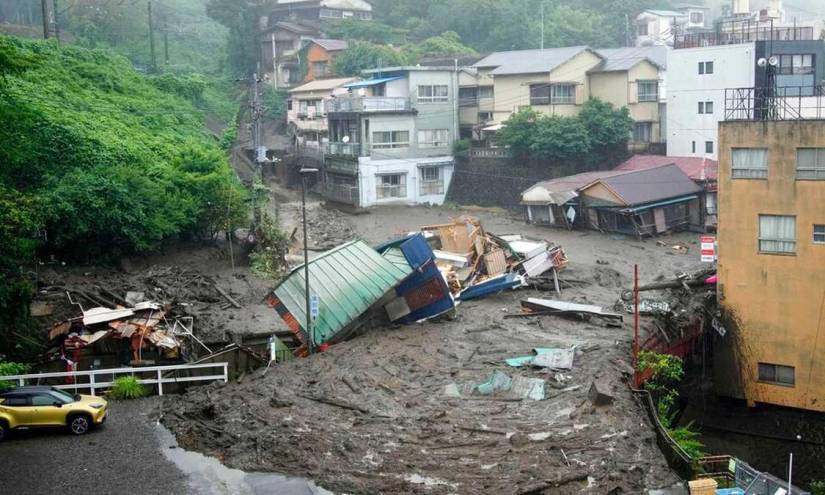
left=0, top=386, right=108, bottom=440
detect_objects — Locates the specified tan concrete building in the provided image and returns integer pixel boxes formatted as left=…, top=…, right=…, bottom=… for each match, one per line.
left=461, top=46, right=667, bottom=151
left=715, top=94, right=825, bottom=412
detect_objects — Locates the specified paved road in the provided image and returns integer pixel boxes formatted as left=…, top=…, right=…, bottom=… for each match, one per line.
left=0, top=397, right=330, bottom=495
left=0, top=399, right=192, bottom=495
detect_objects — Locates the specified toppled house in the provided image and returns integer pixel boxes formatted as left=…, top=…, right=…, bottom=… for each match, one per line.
left=614, top=155, right=719, bottom=231
left=266, top=239, right=415, bottom=356
left=522, top=164, right=703, bottom=237
left=267, top=216, right=567, bottom=357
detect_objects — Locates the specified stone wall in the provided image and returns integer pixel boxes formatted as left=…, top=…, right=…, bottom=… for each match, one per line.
left=446, top=156, right=594, bottom=209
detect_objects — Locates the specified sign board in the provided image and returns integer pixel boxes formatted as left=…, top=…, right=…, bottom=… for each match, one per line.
left=269, top=336, right=278, bottom=362
left=309, top=294, right=320, bottom=320
left=700, top=235, right=716, bottom=263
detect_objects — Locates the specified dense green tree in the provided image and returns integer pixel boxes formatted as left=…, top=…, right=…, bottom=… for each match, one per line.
left=325, top=18, right=409, bottom=45
left=331, top=40, right=411, bottom=77
left=0, top=36, right=247, bottom=359
left=406, top=31, right=477, bottom=60
left=498, top=99, right=632, bottom=163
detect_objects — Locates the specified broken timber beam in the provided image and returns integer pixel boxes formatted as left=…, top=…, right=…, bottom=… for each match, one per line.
left=214, top=284, right=242, bottom=308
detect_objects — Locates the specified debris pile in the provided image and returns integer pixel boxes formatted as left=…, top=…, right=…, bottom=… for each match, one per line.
left=421, top=216, right=568, bottom=300
left=267, top=215, right=569, bottom=358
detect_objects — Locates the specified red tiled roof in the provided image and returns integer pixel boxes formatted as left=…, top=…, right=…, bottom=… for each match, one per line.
left=615, top=155, right=718, bottom=182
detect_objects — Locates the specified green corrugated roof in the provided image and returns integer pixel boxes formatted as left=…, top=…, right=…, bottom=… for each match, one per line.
left=273, top=240, right=413, bottom=345
left=381, top=247, right=410, bottom=272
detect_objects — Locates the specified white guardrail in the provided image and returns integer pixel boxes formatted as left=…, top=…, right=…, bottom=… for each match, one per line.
left=2, top=362, right=229, bottom=397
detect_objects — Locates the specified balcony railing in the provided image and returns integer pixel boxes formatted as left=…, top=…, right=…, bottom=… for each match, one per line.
left=326, top=96, right=413, bottom=113
left=326, top=142, right=362, bottom=156
left=724, top=85, right=825, bottom=121
left=674, top=19, right=814, bottom=49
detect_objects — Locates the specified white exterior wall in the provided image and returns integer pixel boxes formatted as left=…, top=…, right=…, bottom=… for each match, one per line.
left=667, top=43, right=755, bottom=159
left=357, top=156, right=454, bottom=207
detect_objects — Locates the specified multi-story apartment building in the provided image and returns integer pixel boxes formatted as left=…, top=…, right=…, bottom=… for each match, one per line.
left=715, top=83, right=825, bottom=412
left=322, top=67, right=459, bottom=208
left=459, top=45, right=667, bottom=151
left=667, top=18, right=823, bottom=159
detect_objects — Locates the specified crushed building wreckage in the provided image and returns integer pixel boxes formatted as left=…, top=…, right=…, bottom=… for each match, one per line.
left=266, top=216, right=568, bottom=356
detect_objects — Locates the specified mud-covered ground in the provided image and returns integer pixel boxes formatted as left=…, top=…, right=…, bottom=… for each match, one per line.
left=157, top=180, right=707, bottom=494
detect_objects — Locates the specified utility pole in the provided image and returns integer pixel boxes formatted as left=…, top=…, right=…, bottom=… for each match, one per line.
left=163, top=16, right=170, bottom=65
left=250, top=70, right=263, bottom=225
left=41, top=0, right=50, bottom=39
left=148, top=1, right=157, bottom=72
left=540, top=2, right=544, bottom=50
left=625, top=13, right=631, bottom=47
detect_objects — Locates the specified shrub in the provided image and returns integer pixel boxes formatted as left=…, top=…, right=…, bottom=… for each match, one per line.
left=109, top=376, right=148, bottom=400
left=0, top=362, right=29, bottom=391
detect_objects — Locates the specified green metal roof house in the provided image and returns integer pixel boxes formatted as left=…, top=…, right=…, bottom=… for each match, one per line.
left=266, top=240, right=413, bottom=354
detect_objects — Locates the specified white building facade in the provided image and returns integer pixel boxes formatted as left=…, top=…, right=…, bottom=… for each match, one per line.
left=667, top=43, right=755, bottom=159
left=323, top=67, right=459, bottom=208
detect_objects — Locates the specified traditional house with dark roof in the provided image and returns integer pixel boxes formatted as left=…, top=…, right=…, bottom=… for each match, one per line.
left=521, top=164, right=703, bottom=237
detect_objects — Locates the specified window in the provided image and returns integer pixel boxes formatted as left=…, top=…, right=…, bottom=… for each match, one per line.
left=0, top=396, right=28, bottom=406
left=420, top=166, right=444, bottom=195
left=319, top=8, right=343, bottom=18
left=796, top=148, right=825, bottom=180
left=637, top=81, right=658, bottom=102
left=698, top=101, right=713, bottom=114
left=814, top=225, right=825, bottom=244
left=418, top=129, right=450, bottom=148
left=758, top=363, right=795, bottom=386
left=377, top=174, right=406, bottom=199
left=372, top=130, right=409, bottom=149
left=31, top=394, right=57, bottom=406
left=692, top=141, right=696, bottom=153
left=633, top=122, right=652, bottom=143
left=732, top=148, right=768, bottom=179
left=689, top=11, right=704, bottom=23
left=479, top=111, right=493, bottom=122
left=705, top=141, right=713, bottom=154
left=312, top=61, right=328, bottom=78
left=551, top=84, right=576, bottom=104
left=529, top=84, right=550, bottom=105
left=356, top=11, right=372, bottom=20
left=459, top=87, right=478, bottom=106
left=779, top=54, right=814, bottom=75
left=759, top=215, right=796, bottom=254
left=478, top=86, right=494, bottom=99
left=699, top=61, right=714, bottom=74
left=287, top=99, right=293, bottom=111
left=418, top=85, right=449, bottom=103
left=637, top=22, right=649, bottom=36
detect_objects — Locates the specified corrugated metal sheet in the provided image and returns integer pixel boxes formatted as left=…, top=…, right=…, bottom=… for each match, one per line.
left=271, top=240, right=413, bottom=346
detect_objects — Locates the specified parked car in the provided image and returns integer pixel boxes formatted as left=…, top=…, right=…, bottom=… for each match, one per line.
left=0, top=386, right=108, bottom=440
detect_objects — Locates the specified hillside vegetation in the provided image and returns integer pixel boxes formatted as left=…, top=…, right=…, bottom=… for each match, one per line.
left=0, top=35, right=247, bottom=358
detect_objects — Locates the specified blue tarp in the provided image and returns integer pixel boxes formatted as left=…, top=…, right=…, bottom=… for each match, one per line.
left=458, top=272, right=524, bottom=301
left=344, top=76, right=403, bottom=88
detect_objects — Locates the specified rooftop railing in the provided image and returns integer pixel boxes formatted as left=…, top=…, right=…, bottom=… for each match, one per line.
left=724, top=85, right=825, bottom=121
left=674, top=18, right=814, bottom=49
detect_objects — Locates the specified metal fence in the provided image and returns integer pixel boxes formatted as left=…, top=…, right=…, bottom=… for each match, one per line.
left=2, top=362, right=229, bottom=397
left=325, top=183, right=360, bottom=205
left=675, top=19, right=813, bottom=49
left=697, top=455, right=810, bottom=495
left=725, top=86, right=825, bottom=121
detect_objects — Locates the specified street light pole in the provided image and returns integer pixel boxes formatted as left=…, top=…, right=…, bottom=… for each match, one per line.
left=300, top=167, right=319, bottom=355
